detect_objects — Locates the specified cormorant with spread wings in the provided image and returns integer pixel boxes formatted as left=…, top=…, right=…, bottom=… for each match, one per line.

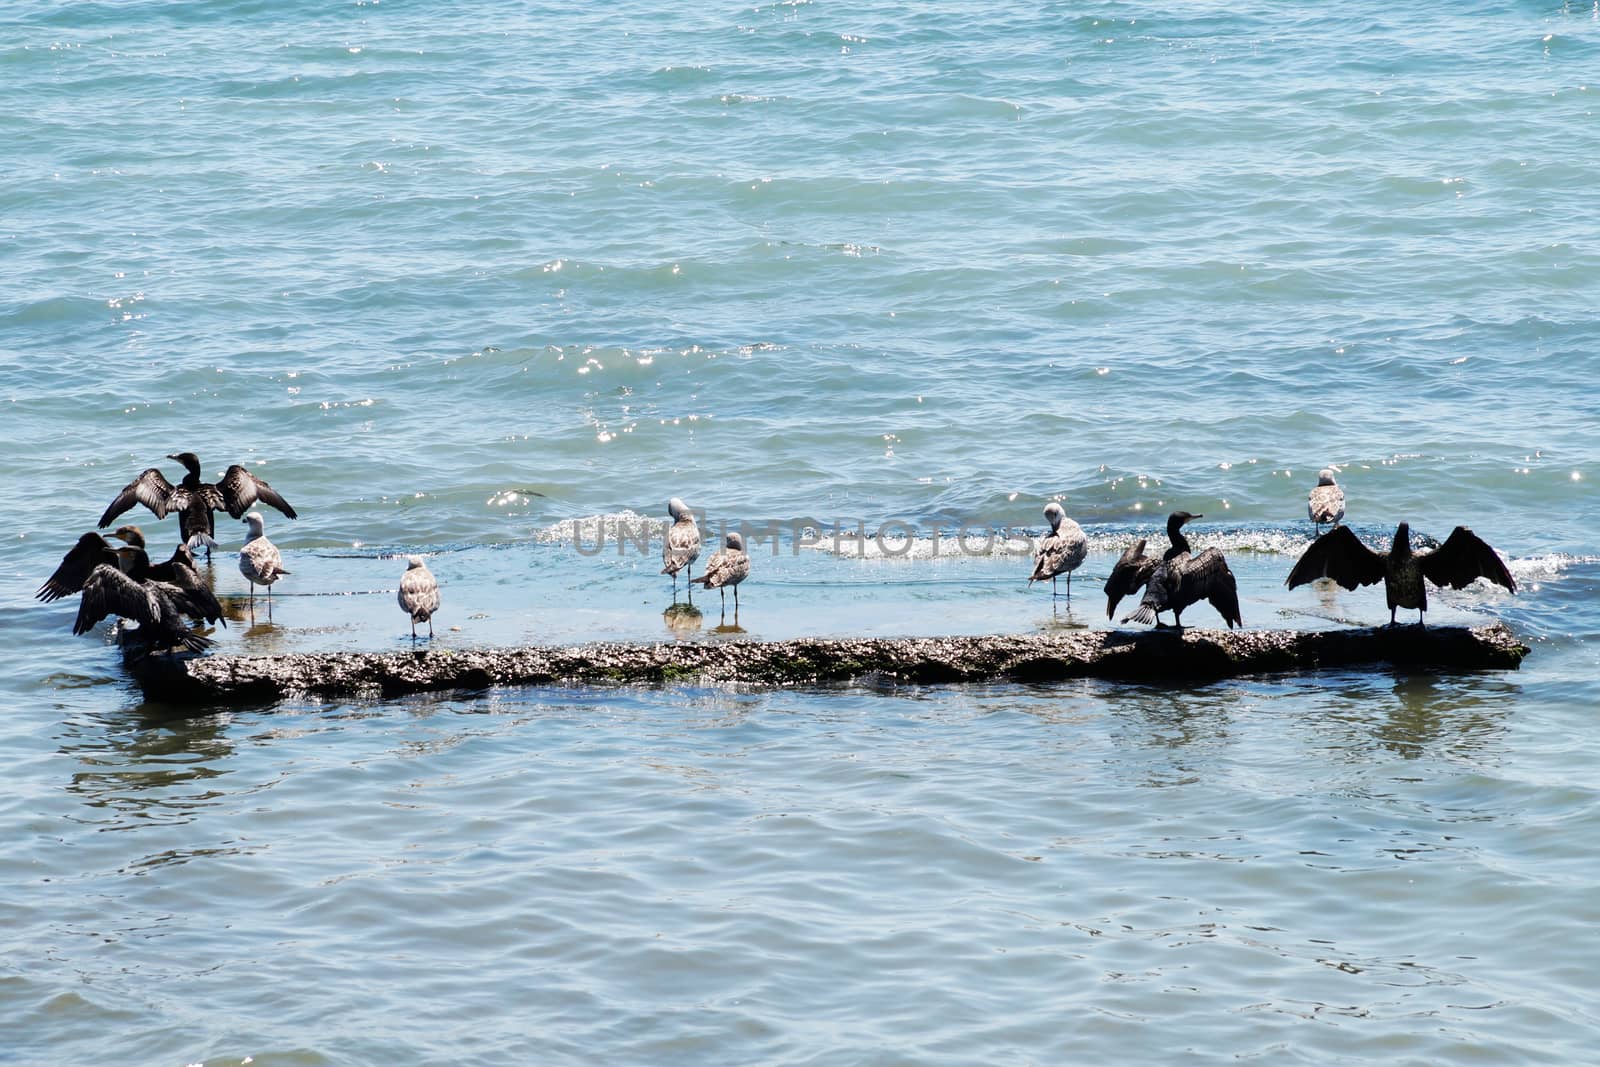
left=37, top=532, right=123, bottom=603
left=1104, top=536, right=1158, bottom=621
left=72, top=545, right=220, bottom=654
left=99, top=451, right=297, bottom=553
left=1107, top=511, right=1242, bottom=630
left=1286, top=523, right=1514, bottom=626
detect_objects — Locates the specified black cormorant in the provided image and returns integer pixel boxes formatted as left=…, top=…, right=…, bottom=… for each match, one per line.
left=1113, top=511, right=1242, bottom=630
left=1285, top=522, right=1515, bottom=626
left=100, top=452, right=297, bottom=553
left=73, top=546, right=219, bottom=653
left=110, top=527, right=224, bottom=626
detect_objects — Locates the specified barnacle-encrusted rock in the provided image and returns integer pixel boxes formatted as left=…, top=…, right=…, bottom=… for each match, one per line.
left=130, top=624, right=1530, bottom=707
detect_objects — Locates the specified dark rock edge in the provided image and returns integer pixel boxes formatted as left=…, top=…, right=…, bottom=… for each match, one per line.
left=129, top=624, right=1530, bottom=707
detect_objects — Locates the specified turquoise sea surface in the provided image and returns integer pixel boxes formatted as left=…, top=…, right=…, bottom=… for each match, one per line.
left=2, top=1, right=1598, bottom=1063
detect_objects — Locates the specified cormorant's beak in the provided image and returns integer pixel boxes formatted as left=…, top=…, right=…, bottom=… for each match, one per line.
left=1190, top=514, right=1203, bottom=521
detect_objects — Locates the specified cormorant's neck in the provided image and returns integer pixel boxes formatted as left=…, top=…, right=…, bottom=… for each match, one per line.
left=1391, top=526, right=1412, bottom=558
left=175, top=454, right=203, bottom=485
left=1166, top=524, right=1191, bottom=553
left=124, top=548, right=152, bottom=581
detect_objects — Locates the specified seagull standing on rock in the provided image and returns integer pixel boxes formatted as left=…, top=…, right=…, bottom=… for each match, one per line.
left=661, top=497, right=701, bottom=598
left=1308, top=468, right=1346, bottom=534
left=689, top=531, right=750, bottom=615
left=1028, top=501, right=1088, bottom=600
left=238, top=511, right=289, bottom=616
left=398, top=555, right=441, bottom=639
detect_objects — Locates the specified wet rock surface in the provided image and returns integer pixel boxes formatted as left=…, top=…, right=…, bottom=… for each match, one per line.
left=131, top=624, right=1530, bottom=707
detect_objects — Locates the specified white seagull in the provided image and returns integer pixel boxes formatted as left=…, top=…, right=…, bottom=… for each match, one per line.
left=1029, top=501, right=1089, bottom=599
left=238, top=510, right=289, bottom=615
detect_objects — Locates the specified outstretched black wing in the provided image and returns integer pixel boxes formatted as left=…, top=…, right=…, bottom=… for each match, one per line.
left=159, top=577, right=224, bottom=627
left=1178, top=547, right=1242, bottom=629
left=1285, top=525, right=1386, bottom=591
left=99, top=467, right=177, bottom=527
left=216, top=465, right=297, bottom=520
left=73, top=565, right=162, bottom=635
left=1421, top=527, right=1516, bottom=592
left=146, top=544, right=197, bottom=585
left=149, top=548, right=225, bottom=625
left=1122, top=558, right=1177, bottom=626
left=1104, top=538, right=1158, bottom=619
left=37, top=532, right=120, bottom=602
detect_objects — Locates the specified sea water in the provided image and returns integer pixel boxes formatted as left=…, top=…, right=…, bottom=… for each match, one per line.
left=2, top=1, right=1598, bottom=1063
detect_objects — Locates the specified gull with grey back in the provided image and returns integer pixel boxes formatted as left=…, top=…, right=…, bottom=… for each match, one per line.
left=1308, top=468, right=1346, bottom=533
left=660, top=497, right=702, bottom=597
left=689, top=531, right=750, bottom=614
left=238, top=511, right=290, bottom=615
left=398, top=555, right=441, bottom=639
left=1029, top=501, right=1089, bottom=600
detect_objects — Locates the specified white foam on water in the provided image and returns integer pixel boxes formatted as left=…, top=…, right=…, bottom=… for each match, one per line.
left=534, top=510, right=664, bottom=547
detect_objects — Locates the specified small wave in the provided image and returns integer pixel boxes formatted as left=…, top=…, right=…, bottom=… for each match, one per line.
left=534, top=510, right=665, bottom=547
left=1507, top=553, right=1600, bottom=582
left=1, top=294, right=106, bottom=326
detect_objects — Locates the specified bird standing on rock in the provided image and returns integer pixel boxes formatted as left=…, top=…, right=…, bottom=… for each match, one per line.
left=71, top=544, right=219, bottom=654
left=101, top=452, right=297, bottom=555
left=238, top=511, right=289, bottom=616
left=689, top=531, right=750, bottom=615
left=1308, top=468, right=1346, bottom=533
left=661, top=497, right=701, bottom=597
left=1286, top=522, right=1515, bottom=626
left=398, top=556, right=441, bottom=639
left=108, top=527, right=223, bottom=626
left=1029, top=501, right=1088, bottom=600
left=1111, top=511, right=1242, bottom=630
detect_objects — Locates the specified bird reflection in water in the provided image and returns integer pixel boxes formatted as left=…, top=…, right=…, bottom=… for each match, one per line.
left=1040, top=605, right=1090, bottom=630
left=220, top=593, right=290, bottom=651
left=662, top=601, right=703, bottom=636
left=62, top=709, right=235, bottom=845
left=1377, top=674, right=1511, bottom=759
left=240, top=619, right=289, bottom=652
left=711, top=619, right=747, bottom=636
